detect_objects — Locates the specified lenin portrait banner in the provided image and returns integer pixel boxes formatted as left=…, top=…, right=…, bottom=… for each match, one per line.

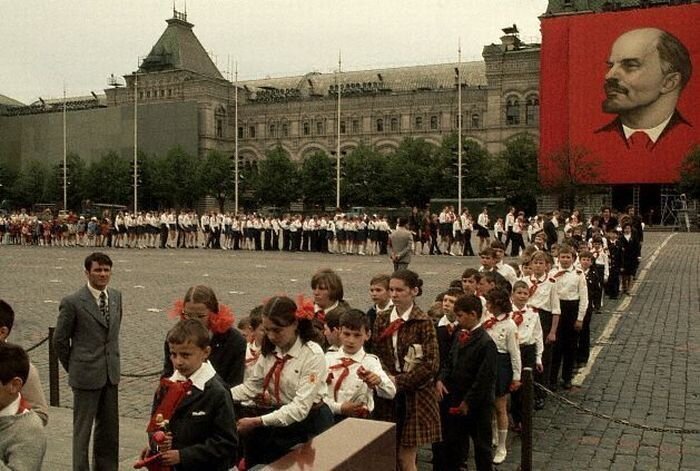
left=539, top=4, right=699, bottom=185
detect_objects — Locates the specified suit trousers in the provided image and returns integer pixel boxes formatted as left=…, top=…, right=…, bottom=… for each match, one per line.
left=551, top=301, right=580, bottom=385
left=393, top=261, right=409, bottom=272
left=438, top=405, right=493, bottom=471
left=73, top=384, right=119, bottom=471
left=535, top=309, right=554, bottom=401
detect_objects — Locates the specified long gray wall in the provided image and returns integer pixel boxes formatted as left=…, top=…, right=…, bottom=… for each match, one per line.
left=0, top=101, right=199, bottom=169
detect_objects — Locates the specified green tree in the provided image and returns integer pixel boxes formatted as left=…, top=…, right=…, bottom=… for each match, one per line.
left=342, top=144, right=396, bottom=206
left=255, top=146, right=299, bottom=207
left=299, top=151, right=334, bottom=207
left=10, top=160, right=50, bottom=209
left=388, top=137, right=452, bottom=206
left=440, top=133, right=493, bottom=199
left=493, top=134, right=539, bottom=214
left=679, top=145, right=700, bottom=200
left=162, top=146, right=205, bottom=208
left=0, top=162, right=19, bottom=208
left=200, top=150, right=234, bottom=212
left=85, top=151, right=132, bottom=205
left=45, top=153, right=88, bottom=211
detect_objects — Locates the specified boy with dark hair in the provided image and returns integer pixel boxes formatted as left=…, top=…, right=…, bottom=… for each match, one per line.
left=606, top=230, right=622, bottom=299
left=366, top=274, right=392, bottom=335
left=435, top=295, right=497, bottom=471
left=140, top=319, right=238, bottom=470
left=577, top=252, right=600, bottom=369
left=324, top=309, right=395, bottom=422
left=0, top=342, right=47, bottom=470
left=461, top=268, right=481, bottom=296
left=0, top=299, right=48, bottom=425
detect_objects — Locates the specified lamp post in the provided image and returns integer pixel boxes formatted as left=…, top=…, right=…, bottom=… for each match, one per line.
left=62, top=86, right=67, bottom=210
left=336, top=51, right=342, bottom=209
left=457, top=39, right=463, bottom=216
left=234, top=61, right=239, bottom=215
left=133, top=60, right=139, bottom=215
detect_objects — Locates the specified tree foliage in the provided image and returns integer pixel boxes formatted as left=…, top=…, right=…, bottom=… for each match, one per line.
left=200, top=150, right=234, bottom=212
left=679, top=145, right=700, bottom=200
left=255, top=146, right=300, bottom=206
left=542, top=144, right=600, bottom=212
left=342, top=144, right=396, bottom=207
left=299, top=151, right=335, bottom=207
left=493, top=134, right=539, bottom=214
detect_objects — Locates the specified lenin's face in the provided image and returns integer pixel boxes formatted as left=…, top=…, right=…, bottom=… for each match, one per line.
left=603, top=29, right=668, bottom=114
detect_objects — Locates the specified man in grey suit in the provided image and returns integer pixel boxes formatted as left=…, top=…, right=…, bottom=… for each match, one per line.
left=54, top=252, right=121, bottom=471
left=389, top=217, right=413, bottom=272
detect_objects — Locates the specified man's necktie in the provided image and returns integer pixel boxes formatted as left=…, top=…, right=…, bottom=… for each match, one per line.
left=328, top=358, right=356, bottom=401
left=628, top=131, right=653, bottom=151
left=99, top=291, right=109, bottom=326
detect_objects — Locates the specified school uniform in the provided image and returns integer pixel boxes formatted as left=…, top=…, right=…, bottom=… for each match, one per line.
left=591, top=249, right=609, bottom=310
left=550, top=266, right=588, bottom=387
left=577, top=268, right=601, bottom=366
left=524, top=274, right=560, bottom=396
left=510, top=306, right=543, bottom=426
left=436, top=325, right=497, bottom=471
left=151, top=362, right=238, bottom=471
left=435, top=315, right=458, bottom=374
left=324, top=347, right=396, bottom=420
left=606, top=240, right=622, bottom=298
left=483, top=314, right=521, bottom=396
left=230, top=337, right=333, bottom=467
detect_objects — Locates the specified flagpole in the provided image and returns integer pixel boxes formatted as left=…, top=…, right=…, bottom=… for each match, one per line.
left=234, top=61, right=239, bottom=216
left=457, top=38, right=463, bottom=216
left=336, top=50, right=342, bottom=209
left=63, top=85, right=67, bottom=210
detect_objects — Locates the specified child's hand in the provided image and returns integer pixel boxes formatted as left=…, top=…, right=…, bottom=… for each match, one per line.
left=574, top=320, right=583, bottom=331
left=139, top=447, right=149, bottom=460
left=340, top=401, right=366, bottom=417
left=159, top=432, right=173, bottom=452
left=536, top=363, right=544, bottom=373
left=360, top=371, right=382, bottom=388
left=160, top=450, right=181, bottom=466
left=237, top=417, right=262, bottom=435
left=435, top=380, right=449, bottom=400
left=546, top=331, right=556, bottom=344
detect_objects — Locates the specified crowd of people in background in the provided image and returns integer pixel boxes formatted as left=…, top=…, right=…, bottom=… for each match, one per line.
left=1, top=200, right=645, bottom=470
left=0, top=204, right=644, bottom=260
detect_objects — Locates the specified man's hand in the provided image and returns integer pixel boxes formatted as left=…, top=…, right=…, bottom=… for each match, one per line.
left=160, top=450, right=181, bottom=466
left=536, top=363, right=544, bottom=373
left=546, top=331, right=556, bottom=344
left=574, top=320, right=583, bottom=331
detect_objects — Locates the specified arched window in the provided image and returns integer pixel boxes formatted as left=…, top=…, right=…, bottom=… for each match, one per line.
left=526, top=96, right=540, bottom=125
left=340, top=120, right=346, bottom=134
left=471, top=113, right=481, bottom=129
left=415, top=116, right=423, bottom=130
left=390, top=117, right=399, bottom=132
left=376, top=118, right=384, bottom=132
left=506, top=97, right=520, bottom=125
left=269, top=124, right=276, bottom=138
left=249, top=125, right=256, bottom=138
left=303, top=121, right=310, bottom=136
left=281, top=123, right=289, bottom=137
left=316, top=121, right=324, bottom=135
left=430, top=115, right=439, bottom=130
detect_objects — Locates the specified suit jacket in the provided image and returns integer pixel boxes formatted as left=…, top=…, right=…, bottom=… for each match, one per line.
left=439, top=326, right=496, bottom=409
left=389, top=227, right=412, bottom=265
left=152, top=375, right=238, bottom=471
left=54, top=285, right=122, bottom=389
left=590, top=110, right=695, bottom=184
left=543, top=219, right=558, bottom=249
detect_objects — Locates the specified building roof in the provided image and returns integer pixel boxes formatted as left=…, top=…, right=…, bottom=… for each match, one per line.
left=239, top=61, right=487, bottom=98
left=543, top=0, right=693, bottom=15
left=0, top=93, right=25, bottom=107
left=139, top=11, right=223, bottom=80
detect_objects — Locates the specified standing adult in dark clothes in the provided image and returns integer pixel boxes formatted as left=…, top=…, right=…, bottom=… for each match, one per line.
left=543, top=212, right=559, bottom=251
left=163, top=285, right=246, bottom=388
left=598, top=207, right=619, bottom=233
left=435, top=294, right=497, bottom=471
left=619, top=223, right=642, bottom=294
left=54, top=252, right=122, bottom=471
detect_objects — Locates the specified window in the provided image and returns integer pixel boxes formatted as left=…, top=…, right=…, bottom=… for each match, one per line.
left=316, top=121, right=323, bottom=135
left=249, top=126, right=256, bottom=138
left=454, top=113, right=463, bottom=129
left=303, top=121, right=310, bottom=136
left=282, top=123, right=289, bottom=137
left=430, top=115, right=438, bottom=130
left=269, top=124, right=276, bottom=137
left=506, top=97, right=520, bottom=125
left=376, top=118, right=384, bottom=132
left=471, top=113, right=481, bottom=129
left=238, top=127, right=243, bottom=139
left=390, top=117, right=399, bottom=132
left=415, top=116, right=423, bottom=130
left=340, top=120, right=346, bottom=134
left=160, top=89, right=165, bottom=97
left=168, top=89, right=172, bottom=97
left=352, top=119, right=360, bottom=134
left=526, top=96, right=540, bottom=125
left=215, top=107, right=226, bottom=139
left=146, top=91, right=151, bottom=98
left=216, top=119, right=223, bottom=138
left=139, top=92, right=143, bottom=100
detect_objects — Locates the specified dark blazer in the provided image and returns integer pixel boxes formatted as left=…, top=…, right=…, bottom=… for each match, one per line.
left=439, top=326, right=497, bottom=409
left=154, top=375, right=238, bottom=471
left=54, top=285, right=121, bottom=389
left=163, top=328, right=247, bottom=388
left=543, top=219, right=558, bottom=249
left=435, top=323, right=456, bottom=377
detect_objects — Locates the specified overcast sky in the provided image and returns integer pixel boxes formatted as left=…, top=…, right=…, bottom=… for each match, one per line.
left=1, top=0, right=548, bottom=104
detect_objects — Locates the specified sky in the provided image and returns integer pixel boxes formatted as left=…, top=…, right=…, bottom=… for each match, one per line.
left=1, top=0, right=549, bottom=104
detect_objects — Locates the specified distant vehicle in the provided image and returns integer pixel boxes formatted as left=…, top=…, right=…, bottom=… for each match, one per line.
left=346, top=206, right=366, bottom=217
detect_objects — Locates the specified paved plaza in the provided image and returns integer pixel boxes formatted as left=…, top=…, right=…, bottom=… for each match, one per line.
left=2, top=232, right=699, bottom=470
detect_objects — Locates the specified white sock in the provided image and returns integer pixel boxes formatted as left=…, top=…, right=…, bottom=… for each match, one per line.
left=498, top=429, right=508, bottom=449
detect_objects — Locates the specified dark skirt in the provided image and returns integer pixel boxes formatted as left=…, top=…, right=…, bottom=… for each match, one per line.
left=476, top=225, right=490, bottom=238
left=495, top=352, right=513, bottom=397
left=243, top=403, right=333, bottom=467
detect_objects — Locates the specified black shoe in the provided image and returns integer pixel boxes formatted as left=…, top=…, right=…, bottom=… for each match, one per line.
left=562, top=380, right=573, bottom=390
left=534, top=398, right=545, bottom=410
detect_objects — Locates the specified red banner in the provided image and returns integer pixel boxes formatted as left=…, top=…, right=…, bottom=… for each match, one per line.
left=539, top=4, right=700, bottom=185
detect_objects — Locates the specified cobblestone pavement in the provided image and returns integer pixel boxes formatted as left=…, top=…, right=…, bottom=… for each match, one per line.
left=3, top=232, right=699, bottom=470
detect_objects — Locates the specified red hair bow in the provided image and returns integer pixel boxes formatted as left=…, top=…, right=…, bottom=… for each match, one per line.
left=295, top=294, right=316, bottom=321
